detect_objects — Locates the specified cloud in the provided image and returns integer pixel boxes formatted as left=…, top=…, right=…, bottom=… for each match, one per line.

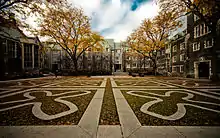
left=69, top=0, right=159, bottom=42
left=22, top=0, right=159, bottom=41
left=102, top=2, right=159, bottom=42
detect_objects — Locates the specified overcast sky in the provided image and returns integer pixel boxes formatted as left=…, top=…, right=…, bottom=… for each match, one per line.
left=68, top=0, right=159, bottom=42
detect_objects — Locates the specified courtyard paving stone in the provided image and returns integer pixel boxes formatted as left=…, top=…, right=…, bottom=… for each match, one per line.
left=78, top=88, right=105, bottom=137
left=0, top=126, right=90, bottom=138
left=128, top=126, right=184, bottom=138
left=0, top=88, right=97, bottom=125
left=0, top=76, right=220, bottom=138
left=97, top=125, right=122, bottom=138
left=174, top=126, right=220, bottom=138
left=113, top=88, right=141, bottom=138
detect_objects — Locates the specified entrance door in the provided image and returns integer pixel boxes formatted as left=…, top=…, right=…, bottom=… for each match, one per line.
left=52, top=64, right=58, bottom=72
left=198, top=62, right=209, bottom=78
left=114, top=64, right=121, bottom=71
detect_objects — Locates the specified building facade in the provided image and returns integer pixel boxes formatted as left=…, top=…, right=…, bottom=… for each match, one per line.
left=156, top=13, right=218, bottom=79
left=0, top=18, right=42, bottom=79
left=42, top=39, right=113, bottom=73
left=186, top=13, right=214, bottom=79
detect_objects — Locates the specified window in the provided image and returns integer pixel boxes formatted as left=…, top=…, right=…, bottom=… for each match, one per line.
left=197, top=25, right=200, bottom=37
left=126, top=64, right=130, bottom=68
left=167, top=53, right=171, bottom=59
left=34, top=45, right=39, bottom=68
left=194, top=23, right=211, bottom=38
left=172, top=56, right=177, bottom=63
left=172, top=45, right=177, bottom=52
left=180, top=65, right=184, bottom=72
left=7, top=40, right=17, bottom=58
left=204, top=39, right=214, bottom=48
left=180, top=54, right=185, bottom=61
left=204, top=24, right=211, bottom=34
left=172, top=66, right=177, bottom=72
left=157, top=51, right=161, bottom=56
left=161, top=50, right=165, bottom=55
left=180, top=43, right=185, bottom=50
left=24, top=44, right=32, bottom=68
left=200, top=24, right=204, bottom=36
left=133, top=63, right=136, bottom=67
left=194, top=25, right=199, bottom=38
left=193, top=42, right=200, bottom=51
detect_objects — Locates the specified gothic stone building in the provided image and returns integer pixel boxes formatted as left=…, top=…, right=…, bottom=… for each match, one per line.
left=187, top=13, right=216, bottom=79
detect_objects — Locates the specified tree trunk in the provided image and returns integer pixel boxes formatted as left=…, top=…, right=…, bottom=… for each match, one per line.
left=152, top=58, right=157, bottom=76
left=72, top=58, right=78, bottom=74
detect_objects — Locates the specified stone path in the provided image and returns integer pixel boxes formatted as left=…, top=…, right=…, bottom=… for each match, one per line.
left=0, top=76, right=220, bottom=138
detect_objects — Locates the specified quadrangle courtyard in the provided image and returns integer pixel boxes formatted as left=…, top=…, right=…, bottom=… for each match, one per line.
left=0, top=76, right=220, bottom=138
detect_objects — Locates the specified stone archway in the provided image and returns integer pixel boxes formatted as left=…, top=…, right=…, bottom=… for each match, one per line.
left=194, top=59, right=211, bottom=79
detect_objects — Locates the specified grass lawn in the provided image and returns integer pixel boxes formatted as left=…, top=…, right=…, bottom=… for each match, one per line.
left=57, top=80, right=102, bottom=86
left=99, top=78, right=120, bottom=125
left=122, top=89, right=220, bottom=126
left=0, top=89, right=96, bottom=125
left=115, top=81, right=167, bottom=86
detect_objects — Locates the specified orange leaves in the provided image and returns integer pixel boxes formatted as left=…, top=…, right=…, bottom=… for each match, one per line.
left=158, top=0, right=220, bottom=27
left=126, top=10, right=180, bottom=58
left=36, top=2, right=104, bottom=60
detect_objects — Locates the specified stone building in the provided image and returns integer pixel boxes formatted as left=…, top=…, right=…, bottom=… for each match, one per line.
left=0, top=17, right=42, bottom=79
left=186, top=13, right=216, bottom=79
left=42, top=39, right=112, bottom=73
left=168, top=30, right=187, bottom=76
left=156, top=48, right=166, bottom=74
left=42, top=42, right=64, bottom=71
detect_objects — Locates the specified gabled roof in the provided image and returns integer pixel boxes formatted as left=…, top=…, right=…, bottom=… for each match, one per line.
left=1, top=16, right=42, bottom=44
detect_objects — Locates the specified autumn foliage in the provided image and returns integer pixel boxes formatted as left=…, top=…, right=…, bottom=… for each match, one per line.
left=126, top=11, right=181, bottom=74
left=158, top=0, right=220, bottom=80
left=35, top=2, right=104, bottom=71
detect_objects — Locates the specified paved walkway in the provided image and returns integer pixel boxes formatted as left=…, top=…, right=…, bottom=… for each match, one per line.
left=0, top=76, right=220, bottom=138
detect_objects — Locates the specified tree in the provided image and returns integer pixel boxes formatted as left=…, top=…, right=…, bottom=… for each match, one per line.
left=37, top=4, right=104, bottom=72
left=126, top=11, right=181, bottom=75
left=0, top=0, right=28, bottom=13
left=0, top=0, right=66, bottom=14
left=158, top=0, right=220, bottom=80
left=0, top=0, right=66, bottom=29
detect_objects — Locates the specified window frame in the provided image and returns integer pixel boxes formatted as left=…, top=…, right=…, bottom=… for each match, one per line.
left=180, top=65, right=184, bottom=73
left=180, top=54, right=185, bottom=61
left=180, top=42, right=185, bottom=50
left=172, top=55, right=177, bottom=63
left=172, top=66, right=177, bottom=72
left=204, top=39, right=213, bottom=49
left=172, top=45, right=177, bottom=52
left=193, top=42, right=200, bottom=51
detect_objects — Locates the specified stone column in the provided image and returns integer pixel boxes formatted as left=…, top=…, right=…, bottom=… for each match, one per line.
left=32, top=44, right=35, bottom=69
left=14, top=42, right=17, bottom=58
left=194, top=62, right=199, bottom=79
left=21, top=43, right=24, bottom=70
left=38, top=47, right=40, bottom=68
